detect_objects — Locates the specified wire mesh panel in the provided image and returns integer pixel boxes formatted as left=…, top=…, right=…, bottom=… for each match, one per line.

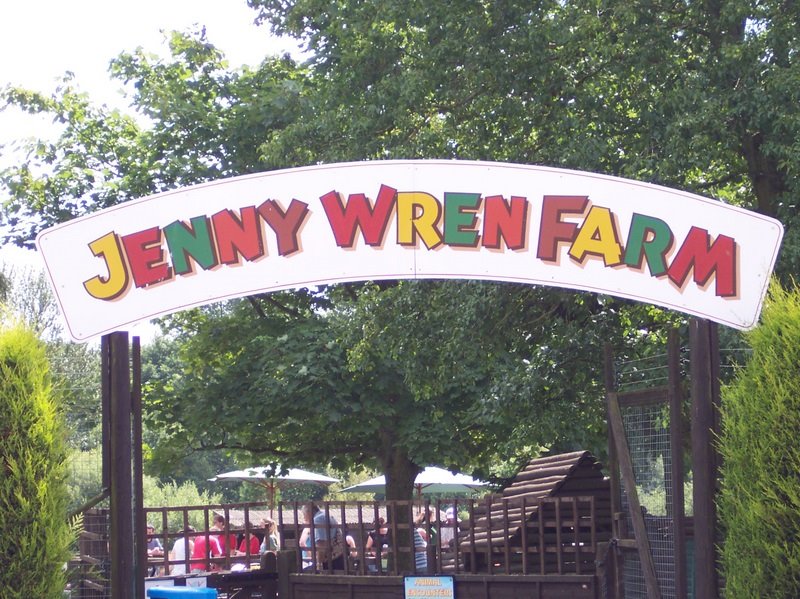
left=620, top=403, right=676, bottom=599
left=613, top=346, right=690, bottom=599
left=58, top=346, right=110, bottom=599
left=67, top=508, right=111, bottom=599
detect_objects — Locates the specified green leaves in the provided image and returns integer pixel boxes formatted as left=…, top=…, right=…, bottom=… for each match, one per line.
left=142, top=278, right=672, bottom=500
left=249, top=0, right=800, bottom=285
left=719, top=281, right=800, bottom=597
left=2, top=30, right=307, bottom=245
left=4, top=0, right=798, bottom=507
left=0, top=324, right=73, bottom=598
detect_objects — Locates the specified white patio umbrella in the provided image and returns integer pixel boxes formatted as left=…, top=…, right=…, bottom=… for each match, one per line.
left=209, top=466, right=339, bottom=514
left=340, top=466, right=487, bottom=499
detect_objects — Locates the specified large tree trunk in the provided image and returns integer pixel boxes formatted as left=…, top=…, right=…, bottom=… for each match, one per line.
left=379, top=427, right=422, bottom=572
left=741, top=132, right=786, bottom=218
left=383, top=453, right=419, bottom=502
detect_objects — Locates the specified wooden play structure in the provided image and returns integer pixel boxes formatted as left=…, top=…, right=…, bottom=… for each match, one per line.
left=452, top=451, right=611, bottom=576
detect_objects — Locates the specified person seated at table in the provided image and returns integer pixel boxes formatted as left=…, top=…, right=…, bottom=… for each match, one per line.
left=413, top=526, right=428, bottom=573
left=238, top=529, right=261, bottom=557
left=146, top=523, right=164, bottom=576
left=345, top=533, right=358, bottom=556
left=212, top=514, right=237, bottom=557
left=415, top=507, right=439, bottom=548
left=365, top=516, right=390, bottom=551
left=190, top=530, right=223, bottom=572
left=439, top=507, right=459, bottom=550
left=169, top=526, right=195, bottom=575
left=302, top=502, right=345, bottom=572
left=364, top=517, right=390, bottom=573
left=259, top=518, right=279, bottom=554
left=146, top=524, right=164, bottom=557
left=345, top=533, right=361, bottom=569
left=298, top=526, right=312, bottom=570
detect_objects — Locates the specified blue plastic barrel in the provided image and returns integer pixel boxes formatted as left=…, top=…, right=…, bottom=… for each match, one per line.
left=146, top=588, right=218, bottom=598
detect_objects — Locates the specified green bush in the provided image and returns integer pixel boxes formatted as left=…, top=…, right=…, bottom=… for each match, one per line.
left=718, top=282, right=800, bottom=598
left=143, top=477, right=223, bottom=532
left=0, top=324, right=73, bottom=598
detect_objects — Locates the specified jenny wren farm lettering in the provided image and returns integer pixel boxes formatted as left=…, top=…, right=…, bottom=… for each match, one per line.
left=82, top=184, right=736, bottom=302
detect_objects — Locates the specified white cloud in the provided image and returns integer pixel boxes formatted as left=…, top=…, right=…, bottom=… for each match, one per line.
left=0, top=0, right=302, bottom=155
left=1, top=0, right=296, bottom=95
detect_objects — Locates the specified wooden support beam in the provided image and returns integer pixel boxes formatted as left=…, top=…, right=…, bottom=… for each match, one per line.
left=607, top=391, right=663, bottom=599
left=690, top=318, right=721, bottom=599
left=107, top=332, right=134, bottom=599
left=603, top=344, right=624, bottom=599
left=132, top=337, right=145, bottom=599
left=668, top=329, right=688, bottom=599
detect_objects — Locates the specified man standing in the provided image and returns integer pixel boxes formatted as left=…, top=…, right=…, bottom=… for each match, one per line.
left=302, top=503, right=345, bottom=571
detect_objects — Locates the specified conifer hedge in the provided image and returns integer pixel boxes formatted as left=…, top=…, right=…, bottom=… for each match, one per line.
left=0, top=324, right=73, bottom=598
left=718, top=283, right=800, bottom=597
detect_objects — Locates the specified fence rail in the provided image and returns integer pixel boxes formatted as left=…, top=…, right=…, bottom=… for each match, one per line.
left=140, top=495, right=609, bottom=578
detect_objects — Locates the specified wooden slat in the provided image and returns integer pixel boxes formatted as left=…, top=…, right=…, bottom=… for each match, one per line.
left=616, top=385, right=670, bottom=407
left=520, top=497, right=529, bottom=575
left=518, top=451, right=589, bottom=469
left=507, top=463, right=577, bottom=483
left=502, top=476, right=569, bottom=495
left=502, top=497, right=511, bottom=574
left=572, top=497, right=581, bottom=574
left=555, top=498, right=563, bottom=574
left=538, top=500, right=545, bottom=574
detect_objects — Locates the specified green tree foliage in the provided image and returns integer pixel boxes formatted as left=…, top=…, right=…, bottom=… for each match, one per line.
left=0, top=324, right=73, bottom=598
left=143, top=476, right=223, bottom=532
left=1, top=28, right=305, bottom=246
left=141, top=335, right=241, bottom=501
left=1, top=263, right=102, bottom=449
left=3, top=1, right=791, bottom=504
left=146, top=281, right=676, bottom=500
left=718, top=282, right=800, bottom=598
left=0, top=265, right=61, bottom=337
left=249, top=0, right=800, bottom=278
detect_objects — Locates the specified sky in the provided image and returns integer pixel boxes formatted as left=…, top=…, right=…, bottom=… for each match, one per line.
left=0, top=0, right=300, bottom=147
left=0, top=0, right=301, bottom=340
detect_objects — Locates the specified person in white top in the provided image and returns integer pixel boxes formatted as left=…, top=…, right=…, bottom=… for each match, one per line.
left=169, top=526, right=195, bottom=575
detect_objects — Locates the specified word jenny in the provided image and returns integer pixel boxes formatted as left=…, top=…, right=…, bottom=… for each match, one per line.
left=83, top=184, right=737, bottom=301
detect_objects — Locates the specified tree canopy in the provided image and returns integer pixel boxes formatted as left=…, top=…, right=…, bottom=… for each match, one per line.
left=146, top=281, right=657, bottom=498
left=247, top=0, right=800, bottom=275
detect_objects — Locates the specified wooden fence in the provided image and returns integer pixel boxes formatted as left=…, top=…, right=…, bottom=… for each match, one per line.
left=142, top=495, right=609, bottom=578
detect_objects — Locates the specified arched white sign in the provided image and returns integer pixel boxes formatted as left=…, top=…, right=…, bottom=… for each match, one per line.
left=37, top=160, right=783, bottom=341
